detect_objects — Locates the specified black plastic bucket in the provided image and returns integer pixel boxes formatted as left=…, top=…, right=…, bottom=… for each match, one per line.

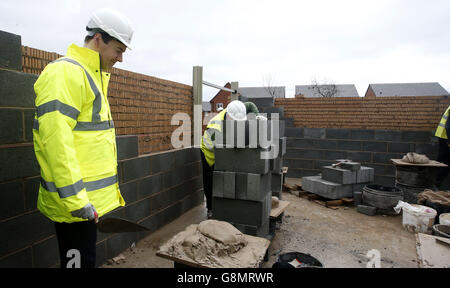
left=272, top=252, right=323, bottom=268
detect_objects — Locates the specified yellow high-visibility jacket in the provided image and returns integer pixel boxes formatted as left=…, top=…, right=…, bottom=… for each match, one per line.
left=33, top=44, right=124, bottom=223
left=435, top=106, right=450, bottom=140
left=201, top=109, right=227, bottom=167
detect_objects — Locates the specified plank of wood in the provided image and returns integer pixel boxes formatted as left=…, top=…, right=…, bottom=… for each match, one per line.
left=270, top=200, right=290, bottom=218
left=391, top=159, right=447, bottom=167
left=326, top=200, right=343, bottom=207
left=415, top=233, right=450, bottom=268
left=314, top=200, right=326, bottom=206
left=341, top=198, right=354, bottom=204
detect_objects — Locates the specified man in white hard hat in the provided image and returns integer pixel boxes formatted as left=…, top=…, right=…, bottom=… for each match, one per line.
left=200, top=100, right=247, bottom=219
left=32, top=8, right=133, bottom=268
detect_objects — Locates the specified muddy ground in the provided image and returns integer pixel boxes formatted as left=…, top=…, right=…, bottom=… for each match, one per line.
left=102, top=178, right=418, bottom=268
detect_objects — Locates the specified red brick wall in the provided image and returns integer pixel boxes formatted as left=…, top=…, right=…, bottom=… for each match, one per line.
left=21, top=46, right=193, bottom=155
left=275, top=95, right=450, bottom=131
left=210, top=83, right=231, bottom=112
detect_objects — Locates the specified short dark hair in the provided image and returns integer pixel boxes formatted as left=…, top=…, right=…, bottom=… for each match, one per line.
left=84, top=28, right=114, bottom=44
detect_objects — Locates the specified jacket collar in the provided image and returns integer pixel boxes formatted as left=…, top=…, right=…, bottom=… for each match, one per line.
left=66, top=43, right=101, bottom=73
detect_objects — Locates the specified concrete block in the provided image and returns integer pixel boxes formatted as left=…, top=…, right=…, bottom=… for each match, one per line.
left=375, top=130, right=402, bottom=142
left=353, top=191, right=363, bottom=206
left=0, top=30, right=22, bottom=70
left=245, top=97, right=274, bottom=108
left=356, top=166, right=374, bottom=183
left=272, top=190, right=282, bottom=199
left=121, top=155, right=151, bottom=183
left=362, top=141, right=387, bottom=152
left=0, top=145, right=40, bottom=183
left=326, top=128, right=350, bottom=139
left=233, top=220, right=269, bottom=238
left=151, top=152, right=174, bottom=174
left=401, top=131, right=432, bottom=143
left=339, top=161, right=361, bottom=172
left=357, top=205, right=377, bottom=216
left=322, top=166, right=356, bottom=184
left=302, top=176, right=353, bottom=199
left=262, top=107, right=284, bottom=118
left=139, top=174, right=163, bottom=198
left=0, top=180, right=24, bottom=220
left=24, top=109, right=35, bottom=142
left=350, top=129, right=375, bottom=140
left=213, top=171, right=236, bottom=199
left=271, top=173, right=283, bottom=193
left=0, top=248, right=32, bottom=268
left=235, top=172, right=271, bottom=201
left=285, top=127, right=303, bottom=138
left=304, top=128, right=325, bottom=139
left=271, top=156, right=283, bottom=173
left=0, top=109, right=23, bottom=145
left=337, top=140, right=362, bottom=151
left=116, top=135, right=138, bottom=160
left=388, top=142, right=415, bottom=154
left=212, top=194, right=271, bottom=226
left=214, top=147, right=270, bottom=174
left=0, top=70, right=38, bottom=108
left=352, top=183, right=367, bottom=193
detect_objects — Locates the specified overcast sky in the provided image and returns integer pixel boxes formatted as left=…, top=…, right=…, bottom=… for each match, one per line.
left=2, top=0, right=450, bottom=101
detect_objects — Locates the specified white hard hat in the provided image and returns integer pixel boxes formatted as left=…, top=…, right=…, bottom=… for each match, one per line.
left=87, top=8, right=134, bottom=49
left=226, top=100, right=247, bottom=121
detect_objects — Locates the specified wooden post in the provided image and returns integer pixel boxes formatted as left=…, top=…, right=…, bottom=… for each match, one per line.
left=193, top=66, right=203, bottom=148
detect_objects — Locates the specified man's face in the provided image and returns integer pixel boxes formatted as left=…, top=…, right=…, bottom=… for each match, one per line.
left=98, top=37, right=127, bottom=71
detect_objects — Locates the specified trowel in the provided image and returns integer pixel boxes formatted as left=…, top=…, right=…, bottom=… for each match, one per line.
left=95, top=213, right=150, bottom=233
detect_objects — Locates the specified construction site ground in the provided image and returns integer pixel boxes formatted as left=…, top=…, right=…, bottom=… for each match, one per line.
left=102, top=178, right=418, bottom=268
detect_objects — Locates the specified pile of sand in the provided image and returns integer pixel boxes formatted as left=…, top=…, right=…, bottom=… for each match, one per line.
left=160, top=219, right=266, bottom=268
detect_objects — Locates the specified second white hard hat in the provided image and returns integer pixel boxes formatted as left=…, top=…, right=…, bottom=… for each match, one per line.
left=226, top=100, right=247, bottom=121
left=87, top=8, right=134, bottom=49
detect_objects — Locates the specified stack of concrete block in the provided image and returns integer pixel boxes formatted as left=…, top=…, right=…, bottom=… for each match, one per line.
left=212, top=118, right=286, bottom=238
left=302, top=160, right=374, bottom=200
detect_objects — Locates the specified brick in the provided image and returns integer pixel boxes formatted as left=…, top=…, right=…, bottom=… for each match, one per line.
left=138, top=174, right=163, bottom=199
left=0, top=248, right=32, bottom=268
left=0, top=211, right=54, bottom=256
left=271, top=173, right=283, bottom=193
left=0, top=145, right=40, bottom=182
left=401, top=131, right=432, bottom=143
left=212, top=194, right=271, bottom=226
left=304, top=128, right=325, bottom=139
left=121, top=155, right=151, bottom=182
left=0, top=70, right=38, bottom=107
left=32, top=236, right=59, bottom=268
left=0, top=30, right=22, bottom=70
left=357, top=205, right=377, bottom=216
left=337, top=140, right=362, bottom=151
left=387, top=142, right=415, bottom=154
left=271, top=156, right=283, bottom=173
left=350, top=129, right=375, bottom=140
left=235, top=172, right=270, bottom=201
left=326, top=128, right=350, bottom=139
left=374, top=130, right=402, bottom=142
left=362, top=141, right=387, bottom=152
left=301, top=176, right=353, bottom=199
left=116, top=135, right=138, bottom=160
left=0, top=180, right=24, bottom=220
left=339, top=161, right=361, bottom=172
left=151, top=151, right=174, bottom=174
left=322, top=166, right=356, bottom=184
left=356, top=166, right=374, bottom=183
left=0, top=109, right=24, bottom=145
left=213, top=171, right=236, bottom=199
left=285, top=127, right=304, bottom=138
left=214, top=147, right=270, bottom=174
left=353, top=191, right=363, bottom=206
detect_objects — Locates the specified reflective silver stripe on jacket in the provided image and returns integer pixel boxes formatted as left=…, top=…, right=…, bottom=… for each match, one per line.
left=439, top=123, right=446, bottom=128
left=41, top=175, right=118, bottom=198
left=74, top=120, right=114, bottom=131
left=52, top=57, right=102, bottom=122
left=36, top=99, right=80, bottom=120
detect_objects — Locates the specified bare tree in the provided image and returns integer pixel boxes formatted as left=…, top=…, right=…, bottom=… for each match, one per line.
left=262, top=75, right=280, bottom=98
left=310, top=77, right=339, bottom=98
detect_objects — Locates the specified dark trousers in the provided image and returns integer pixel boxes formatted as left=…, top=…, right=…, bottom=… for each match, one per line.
left=436, top=137, right=450, bottom=188
left=201, top=151, right=214, bottom=211
left=54, top=220, right=97, bottom=268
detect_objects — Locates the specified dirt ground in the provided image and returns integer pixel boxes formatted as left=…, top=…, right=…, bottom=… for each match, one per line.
left=102, top=178, right=419, bottom=268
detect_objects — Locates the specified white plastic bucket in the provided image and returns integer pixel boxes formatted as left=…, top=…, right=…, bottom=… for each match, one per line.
left=402, top=204, right=437, bottom=234
left=440, top=213, right=450, bottom=226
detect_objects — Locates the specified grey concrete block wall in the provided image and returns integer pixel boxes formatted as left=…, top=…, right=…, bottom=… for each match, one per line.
left=0, top=30, right=204, bottom=267
left=285, top=127, right=438, bottom=187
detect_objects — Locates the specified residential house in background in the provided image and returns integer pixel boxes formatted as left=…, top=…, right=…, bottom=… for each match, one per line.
left=365, top=82, right=449, bottom=97
left=237, top=86, right=285, bottom=98
left=209, top=82, right=231, bottom=113
left=295, top=84, right=360, bottom=98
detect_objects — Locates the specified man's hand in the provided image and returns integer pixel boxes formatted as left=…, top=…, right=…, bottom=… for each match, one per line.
left=71, top=203, right=98, bottom=222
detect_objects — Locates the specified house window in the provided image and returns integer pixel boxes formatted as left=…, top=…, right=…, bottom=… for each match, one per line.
left=216, top=103, right=223, bottom=110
